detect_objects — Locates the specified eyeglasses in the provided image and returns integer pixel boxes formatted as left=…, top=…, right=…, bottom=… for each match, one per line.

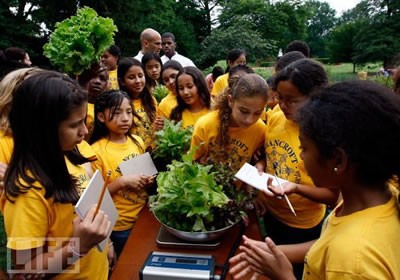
left=276, top=93, right=307, bottom=107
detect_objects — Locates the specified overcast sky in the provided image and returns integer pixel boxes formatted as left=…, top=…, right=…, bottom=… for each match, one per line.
left=322, top=0, right=361, bottom=15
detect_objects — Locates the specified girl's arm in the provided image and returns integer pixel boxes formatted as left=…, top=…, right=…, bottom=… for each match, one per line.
left=267, top=182, right=340, bottom=206
left=106, top=174, right=152, bottom=194
left=10, top=207, right=110, bottom=278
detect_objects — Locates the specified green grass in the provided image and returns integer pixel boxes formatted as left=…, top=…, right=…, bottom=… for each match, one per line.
left=203, top=62, right=392, bottom=88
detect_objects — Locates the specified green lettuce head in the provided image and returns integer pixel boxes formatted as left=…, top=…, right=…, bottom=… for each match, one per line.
left=43, top=7, right=118, bottom=75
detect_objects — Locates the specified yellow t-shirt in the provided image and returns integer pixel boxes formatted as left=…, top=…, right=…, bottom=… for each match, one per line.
left=210, top=73, right=229, bottom=97
left=264, top=110, right=325, bottom=228
left=180, top=107, right=211, bottom=129
left=158, top=91, right=177, bottom=119
left=131, top=98, right=158, bottom=151
left=0, top=180, right=108, bottom=279
left=191, top=110, right=266, bottom=173
left=86, top=103, right=95, bottom=140
left=91, top=136, right=147, bottom=231
left=303, top=188, right=400, bottom=279
left=0, top=130, right=13, bottom=164
left=108, top=69, right=119, bottom=90
left=65, top=141, right=95, bottom=193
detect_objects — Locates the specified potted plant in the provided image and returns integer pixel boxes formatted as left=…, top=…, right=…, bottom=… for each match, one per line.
left=151, top=119, right=192, bottom=172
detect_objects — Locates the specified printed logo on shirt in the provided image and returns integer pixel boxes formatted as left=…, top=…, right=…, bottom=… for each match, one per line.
left=266, top=140, right=301, bottom=184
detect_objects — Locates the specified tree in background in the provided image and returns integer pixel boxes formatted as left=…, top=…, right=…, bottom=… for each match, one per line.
left=199, top=20, right=277, bottom=68
left=304, top=0, right=337, bottom=58
left=1, top=0, right=399, bottom=70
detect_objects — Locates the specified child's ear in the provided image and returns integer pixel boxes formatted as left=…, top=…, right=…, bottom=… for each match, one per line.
left=97, top=112, right=106, bottom=123
left=118, top=78, right=124, bottom=87
left=227, top=94, right=233, bottom=108
left=332, top=147, right=348, bottom=174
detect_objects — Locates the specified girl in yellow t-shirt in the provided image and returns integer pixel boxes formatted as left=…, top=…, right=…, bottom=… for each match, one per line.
left=118, top=58, right=163, bottom=152
left=142, top=52, right=162, bottom=94
left=89, top=90, right=154, bottom=257
left=78, top=62, right=109, bottom=140
left=230, top=80, right=400, bottom=280
left=158, top=60, right=183, bottom=118
left=170, top=66, right=211, bottom=129
left=101, top=44, right=121, bottom=90
left=254, top=58, right=339, bottom=279
left=191, top=73, right=267, bottom=173
left=1, top=70, right=110, bottom=280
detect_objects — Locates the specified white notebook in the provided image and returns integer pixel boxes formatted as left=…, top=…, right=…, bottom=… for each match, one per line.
left=119, top=152, right=158, bottom=176
left=235, top=163, right=288, bottom=194
left=75, top=170, right=118, bottom=252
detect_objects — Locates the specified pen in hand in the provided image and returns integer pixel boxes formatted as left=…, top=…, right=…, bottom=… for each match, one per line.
left=272, top=162, right=297, bottom=216
left=94, top=170, right=112, bottom=219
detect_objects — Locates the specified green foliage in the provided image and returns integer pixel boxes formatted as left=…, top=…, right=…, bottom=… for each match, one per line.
left=149, top=151, right=231, bottom=232
left=43, top=7, right=118, bottom=75
left=153, top=85, right=169, bottom=103
left=153, top=119, right=193, bottom=163
left=304, top=0, right=337, bottom=58
left=199, top=20, right=278, bottom=67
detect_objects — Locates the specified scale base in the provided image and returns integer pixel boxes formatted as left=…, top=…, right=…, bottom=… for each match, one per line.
left=156, top=226, right=221, bottom=250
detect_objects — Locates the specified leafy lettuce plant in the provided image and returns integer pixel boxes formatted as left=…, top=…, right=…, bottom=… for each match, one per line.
left=153, top=119, right=192, bottom=163
left=153, top=84, right=169, bottom=103
left=43, top=7, right=118, bottom=75
left=149, top=151, right=236, bottom=232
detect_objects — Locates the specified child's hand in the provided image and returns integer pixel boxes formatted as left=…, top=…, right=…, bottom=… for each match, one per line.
left=72, top=206, right=111, bottom=254
left=125, top=174, right=152, bottom=192
left=267, top=181, right=297, bottom=197
left=0, top=162, right=8, bottom=188
left=154, top=116, right=164, bottom=131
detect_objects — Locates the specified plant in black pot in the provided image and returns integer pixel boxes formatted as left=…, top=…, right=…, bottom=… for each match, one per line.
left=151, top=119, right=192, bottom=172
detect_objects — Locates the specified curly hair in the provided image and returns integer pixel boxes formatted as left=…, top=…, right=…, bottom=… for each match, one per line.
left=214, top=73, right=267, bottom=149
left=213, top=65, right=255, bottom=147
left=297, top=80, right=400, bottom=187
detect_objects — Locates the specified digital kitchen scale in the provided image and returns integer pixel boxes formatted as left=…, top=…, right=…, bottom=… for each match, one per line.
left=139, top=251, right=217, bottom=280
left=156, top=226, right=221, bottom=250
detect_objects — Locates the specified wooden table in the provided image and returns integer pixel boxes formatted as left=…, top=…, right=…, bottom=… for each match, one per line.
left=110, top=207, right=264, bottom=280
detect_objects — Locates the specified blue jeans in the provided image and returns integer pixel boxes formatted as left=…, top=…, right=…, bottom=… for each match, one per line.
left=110, top=228, right=132, bottom=257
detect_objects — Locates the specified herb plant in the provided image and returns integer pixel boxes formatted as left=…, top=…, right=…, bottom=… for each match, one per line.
left=153, top=84, right=169, bottom=103
left=43, top=7, right=118, bottom=75
left=153, top=119, right=192, bottom=163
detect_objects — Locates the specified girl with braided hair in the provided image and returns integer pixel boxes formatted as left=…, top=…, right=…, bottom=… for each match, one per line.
left=190, top=72, right=267, bottom=173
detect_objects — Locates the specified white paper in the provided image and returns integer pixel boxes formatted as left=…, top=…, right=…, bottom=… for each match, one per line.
left=235, top=163, right=288, bottom=194
left=119, top=152, right=158, bottom=176
left=75, top=170, right=118, bottom=252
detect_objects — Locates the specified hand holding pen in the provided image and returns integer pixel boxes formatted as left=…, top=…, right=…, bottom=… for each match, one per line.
left=270, top=162, right=297, bottom=216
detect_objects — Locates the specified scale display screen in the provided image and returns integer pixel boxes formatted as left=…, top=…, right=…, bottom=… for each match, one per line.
left=140, top=251, right=215, bottom=280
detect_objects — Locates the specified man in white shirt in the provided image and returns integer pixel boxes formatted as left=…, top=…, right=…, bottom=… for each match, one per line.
left=161, top=32, right=196, bottom=67
left=133, top=28, right=162, bottom=62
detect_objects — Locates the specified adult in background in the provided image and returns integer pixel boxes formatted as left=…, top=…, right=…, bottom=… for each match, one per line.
left=133, top=28, right=162, bottom=62
left=161, top=32, right=196, bottom=67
